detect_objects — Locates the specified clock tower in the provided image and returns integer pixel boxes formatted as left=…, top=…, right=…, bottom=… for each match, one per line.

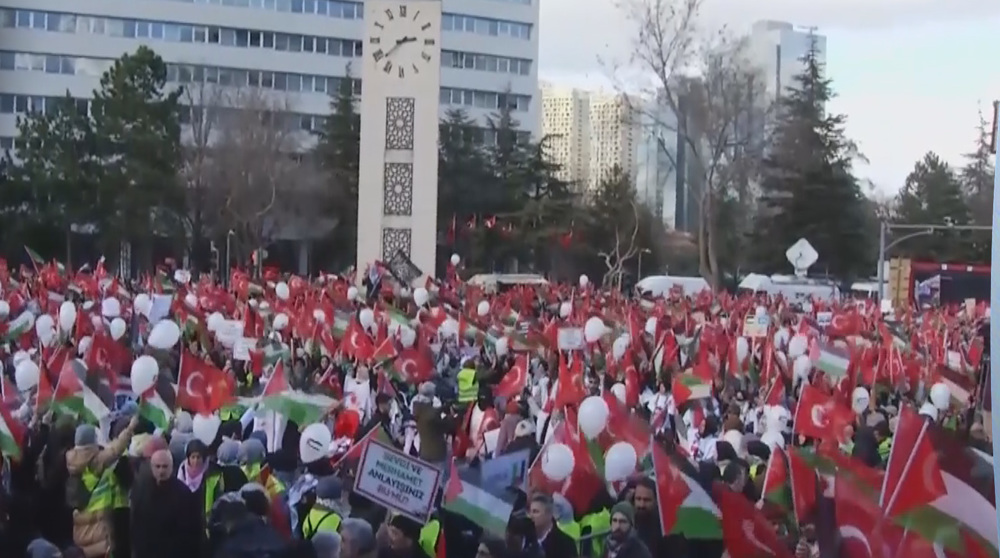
left=356, top=0, right=442, bottom=282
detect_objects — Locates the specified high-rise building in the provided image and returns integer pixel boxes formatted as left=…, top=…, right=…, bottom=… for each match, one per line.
left=540, top=82, right=590, bottom=186
left=0, top=0, right=541, bottom=151
left=634, top=95, right=676, bottom=225
left=587, top=92, right=639, bottom=190
left=749, top=20, right=827, bottom=99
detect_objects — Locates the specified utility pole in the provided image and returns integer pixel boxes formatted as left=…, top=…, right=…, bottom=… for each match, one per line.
left=991, top=100, right=998, bottom=153
left=875, top=222, right=992, bottom=301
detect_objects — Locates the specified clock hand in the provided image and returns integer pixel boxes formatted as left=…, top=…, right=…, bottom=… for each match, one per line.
left=385, top=37, right=412, bottom=57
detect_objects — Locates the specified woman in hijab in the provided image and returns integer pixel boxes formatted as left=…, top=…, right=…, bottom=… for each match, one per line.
left=177, top=440, right=226, bottom=523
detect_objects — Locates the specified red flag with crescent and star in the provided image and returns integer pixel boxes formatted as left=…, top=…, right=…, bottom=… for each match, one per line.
left=792, top=384, right=854, bottom=442
left=176, top=350, right=235, bottom=415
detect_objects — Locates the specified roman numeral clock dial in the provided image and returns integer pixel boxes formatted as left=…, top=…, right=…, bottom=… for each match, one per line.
left=369, top=4, right=436, bottom=79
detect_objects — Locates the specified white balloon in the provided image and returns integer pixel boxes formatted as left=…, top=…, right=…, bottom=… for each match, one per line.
left=173, top=269, right=191, bottom=285
left=736, top=337, right=749, bottom=363
left=559, top=301, right=572, bottom=319
left=645, top=317, right=658, bottom=336
left=578, top=395, right=610, bottom=439
left=313, top=309, right=326, bottom=323
left=929, top=382, right=951, bottom=410
left=788, top=334, right=808, bottom=359
left=399, top=326, right=416, bottom=348
left=359, top=308, right=375, bottom=329
left=148, top=320, right=181, bottom=350
left=14, top=359, right=40, bottom=392
left=134, top=293, right=152, bottom=318
left=273, top=313, right=289, bottom=331
left=610, top=382, right=627, bottom=404
left=477, top=300, right=490, bottom=317
left=584, top=317, right=607, bottom=343
left=12, top=351, right=29, bottom=367
left=413, top=287, right=429, bottom=307
left=101, top=298, right=121, bottom=319
left=495, top=337, right=509, bottom=356
left=0, top=300, right=11, bottom=319
left=206, top=312, right=224, bottom=333
left=450, top=253, right=461, bottom=266
left=192, top=413, right=222, bottom=446
left=919, top=402, right=939, bottom=421
left=275, top=281, right=290, bottom=300
left=604, top=442, right=638, bottom=482
left=77, top=336, right=92, bottom=356
left=347, top=286, right=359, bottom=301
left=439, top=318, right=459, bottom=339
left=612, top=336, right=629, bottom=361
left=792, top=354, right=812, bottom=383
left=130, top=355, right=159, bottom=395
left=300, top=423, right=332, bottom=464
left=579, top=274, right=589, bottom=288
left=184, top=293, right=198, bottom=310
left=259, top=301, right=270, bottom=311
left=851, top=387, right=870, bottom=415
left=35, top=314, right=55, bottom=340
left=540, top=443, right=575, bottom=482
left=58, top=301, right=77, bottom=333
left=110, top=317, right=127, bottom=341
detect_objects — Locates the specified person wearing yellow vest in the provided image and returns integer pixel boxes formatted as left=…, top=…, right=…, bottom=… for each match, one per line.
left=456, top=363, right=480, bottom=404
left=65, top=418, right=138, bottom=558
left=302, top=476, right=345, bottom=539
left=238, top=438, right=286, bottom=500
left=419, top=517, right=441, bottom=557
left=177, top=439, right=225, bottom=518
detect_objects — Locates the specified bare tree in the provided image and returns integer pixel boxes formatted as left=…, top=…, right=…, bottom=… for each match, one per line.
left=179, top=81, right=228, bottom=264
left=598, top=199, right=641, bottom=290
left=613, top=0, right=769, bottom=287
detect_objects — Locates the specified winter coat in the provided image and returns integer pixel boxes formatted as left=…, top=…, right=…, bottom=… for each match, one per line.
left=64, top=427, right=134, bottom=558
left=600, top=530, right=654, bottom=558
left=413, top=399, right=455, bottom=463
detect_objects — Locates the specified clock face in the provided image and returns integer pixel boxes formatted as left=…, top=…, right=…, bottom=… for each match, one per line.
left=369, top=4, right=436, bottom=80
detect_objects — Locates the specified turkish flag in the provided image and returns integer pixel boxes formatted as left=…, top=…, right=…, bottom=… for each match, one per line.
left=714, top=484, right=794, bottom=558
left=341, top=319, right=374, bottom=361
left=879, top=405, right=946, bottom=517
left=651, top=443, right=690, bottom=534
left=494, top=354, right=528, bottom=399
left=553, top=352, right=585, bottom=409
left=176, top=350, right=234, bottom=415
left=792, top=384, right=853, bottom=442
left=86, top=332, right=130, bottom=385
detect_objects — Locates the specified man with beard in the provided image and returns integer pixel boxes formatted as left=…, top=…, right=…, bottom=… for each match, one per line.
left=629, top=479, right=687, bottom=558
left=130, top=450, right=202, bottom=558
left=601, top=502, right=652, bottom=558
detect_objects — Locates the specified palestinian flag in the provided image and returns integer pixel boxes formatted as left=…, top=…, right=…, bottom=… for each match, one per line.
left=814, top=342, right=850, bottom=379
left=442, top=460, right=515, bottom=536
left=760, top=446, right=792, bottom=513
left=0, top=404, right=25, bottom=460
left=2, top=312, right=32, bottom=344
left=259, top=362, right=336, bottom=426
left=671, top=373, right=711, bottom=407
left=139, top=389, right=173, bottom=431
left=24, top=245, right=45, bottom=272
left=652, top=444, right=722, bottom=539
left=53, top=366, right=110, bottom=424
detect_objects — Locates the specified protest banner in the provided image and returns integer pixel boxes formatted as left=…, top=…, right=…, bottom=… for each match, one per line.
left=353, top=439, right=441, bottom=523
left=480, top=448, right=529, bottom=495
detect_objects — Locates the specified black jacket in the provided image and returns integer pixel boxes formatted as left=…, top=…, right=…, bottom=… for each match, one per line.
left=540, top=525, right=577, bottom=558
left=131, top=476, right=203, bottom=558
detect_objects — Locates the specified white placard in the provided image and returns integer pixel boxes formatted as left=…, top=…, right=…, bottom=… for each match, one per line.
left=742, top=315, right=769, bottom=338
left=816, top=311, right=833, bottom=327
left=148, top=295, right=173, bottom=324
left=353, top=439, right=441, bottom=524
left=557, top=327, right=584, bottom=351
left=233, top=337, right=255, bottom=361
left=216, top=320, right=245, bottom=348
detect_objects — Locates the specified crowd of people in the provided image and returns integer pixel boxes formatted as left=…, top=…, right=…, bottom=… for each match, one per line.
left=0, top=256, right=995, bottom=558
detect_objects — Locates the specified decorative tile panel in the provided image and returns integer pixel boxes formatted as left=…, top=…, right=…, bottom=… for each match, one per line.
left=384, top=97, right=415, bottom=150
left=382, top=162, right=413, bottom=216
left=382, top=227, right=412, bottom=260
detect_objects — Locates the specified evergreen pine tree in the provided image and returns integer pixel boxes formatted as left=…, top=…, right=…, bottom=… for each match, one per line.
left=749, top=36, right=872, bottom=279
left=959, top=108, right=995, bottom=261
left=894, top=152, right=972, bottom=261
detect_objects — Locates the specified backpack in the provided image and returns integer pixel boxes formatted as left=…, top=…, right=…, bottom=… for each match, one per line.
left=65, top=470, right=93, bottom=511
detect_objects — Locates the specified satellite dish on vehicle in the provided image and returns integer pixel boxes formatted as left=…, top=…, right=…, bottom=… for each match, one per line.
left=785, top=238, right=818, bottom=277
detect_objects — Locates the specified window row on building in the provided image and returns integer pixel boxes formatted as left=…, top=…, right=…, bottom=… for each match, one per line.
left=144, top=0, right=531, bottom=20
left=0, top=49, right=530, bottom=94
left=0, top=8, right=531, bottom=47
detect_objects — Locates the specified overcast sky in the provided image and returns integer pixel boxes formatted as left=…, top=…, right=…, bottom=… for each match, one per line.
left=536, top=0, right=1000, bottom=195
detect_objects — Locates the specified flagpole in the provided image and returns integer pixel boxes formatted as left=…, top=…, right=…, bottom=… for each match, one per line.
left=990, top=100, right=1000, bottom=549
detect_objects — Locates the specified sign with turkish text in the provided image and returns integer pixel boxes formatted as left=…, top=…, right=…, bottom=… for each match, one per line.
left=353, top=439, right=441, bottom=523
left=479, top=448, right=529, bottom=495
left=557, top=327, right=584, bottom=351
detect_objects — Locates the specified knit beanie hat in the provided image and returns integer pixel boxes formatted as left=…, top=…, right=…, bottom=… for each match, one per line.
left=610, top=501, right=635, bottom=526
left=389, top=514, right=422, bottom=541
left=216, top=439, right=240, bottom=466
left=74, top=424, right=97, bottom=447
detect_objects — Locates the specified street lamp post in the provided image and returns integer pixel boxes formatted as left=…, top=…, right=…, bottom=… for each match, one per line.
left=225, top=230, right=235, bottom=288
left=638, top=248, right=651, bottom=278
left=875, top=221, right=992, bottom=301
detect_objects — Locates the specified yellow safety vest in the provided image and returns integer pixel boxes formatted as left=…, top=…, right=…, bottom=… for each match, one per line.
left=240, top=463, right=286, bottom=499
left=419, top=518, right=440, bottom=557
left=580, top=509, right=610, bottom=557
left=204, top=472, right=224, bottom=517
left=749, top=463, right=762, bottom=481
left=81, top=465, right=117, bottom=513
left=878, top=438, right=892, bottom=464
left=302, top=507, right=342, bottom=539
left=220, top=405, right=246, bottom=422
left=559, top=520, right=581, bottom=553
left=457, top=368, right=478, bottom=403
